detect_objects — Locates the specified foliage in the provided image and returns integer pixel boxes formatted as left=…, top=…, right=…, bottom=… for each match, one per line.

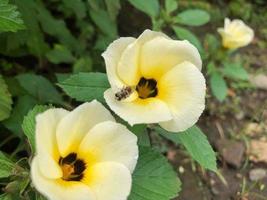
left=0, top=75, right=12, bottom=121
left=155, top=126, right=217, bottom=172
left=58, top=72, right=110, bottom=102
left=0, top=151, right=15, bottom=178
left=0, top=0, right=25, bottom=32
left=130, top=0, right=211, bottom=55
left=22, top=105, right=52, bottom=152
left=129, top=147, right=181, bottom=200
left=0, top=0, right=256, bottom=199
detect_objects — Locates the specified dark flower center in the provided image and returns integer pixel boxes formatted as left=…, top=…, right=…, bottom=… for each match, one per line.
left=59, top=153, right=86, bottom=181
left=136, top=77, right=158, bottom=99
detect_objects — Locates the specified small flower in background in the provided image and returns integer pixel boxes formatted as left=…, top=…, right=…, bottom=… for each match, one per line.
left=218, top=18, right=254, bottom=49
left=31, top=101, right=138, bottom=200
left=103, top=29, right=206, bottom=132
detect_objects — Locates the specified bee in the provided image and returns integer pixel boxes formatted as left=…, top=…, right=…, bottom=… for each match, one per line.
left=115, top=86, right=133, bottom=101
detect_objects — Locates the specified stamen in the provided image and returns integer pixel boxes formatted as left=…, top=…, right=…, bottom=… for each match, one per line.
left=136, top=77, right=158, bottom=99
left=59, top=153, right=86, bottom=181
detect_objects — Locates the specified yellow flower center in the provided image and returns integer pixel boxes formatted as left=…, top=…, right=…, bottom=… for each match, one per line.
left=136, top=77, right=158, bottom=99
left=59, top=153, right=86, bottom=181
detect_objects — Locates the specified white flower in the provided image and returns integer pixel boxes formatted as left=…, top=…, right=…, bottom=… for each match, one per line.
left=31, top=101, right=138, bottom=200
left=218, top=18, right=254, bottom=49
left=103, top=29, right=206, bottom=132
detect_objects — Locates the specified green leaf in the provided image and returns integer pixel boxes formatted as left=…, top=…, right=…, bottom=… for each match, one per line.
left=73, top=57, right=92, bottom=73
left=0, top=151, right=15, bottom=178
left=172, top=26, right=203, bottom=52
left=12, top=0, right=49, bottom=57
left=3, top=95, right=37, bottom=136
left=58, top=72, right=110, bottom=102
left=155, top=126, right=217, bottom=172
left=22, top=105, right=52, bottom=153
left=105, top=0, right=121, bottom=21
left=46, top=44, right=75, bottom=64
left=4, top=77, right=26, bottom=97
left=35, top=193, right=46, bottom=200
left=154, top=126, right=181, bottom=145
left=177, top=126, right=217, bottom=172
left=165, top=0, right=178, bottom=15
left=55, top=73, right=71, bottom=83
left=0, top=75, right=12, bottom=121
left=128, top=147, right=181, bottom=200
left=0, top=0, right=25, bottom=32
left=204, top=34, right=219, bottom=52
left=94, top=34, right=114, bottom=50
left=174, top=9, right=210, bottom=26
left=210, top=72, right=228, bottom=102
left=129, top=124, right=150, bottom=147
left=89, top=9, right=117, bottom=38
left=0, top=194, right=12, bottom=200
left=16, top=74, right=63, bottom=105
left=128, top=0, right=159, bottom=18
left=62, top=0, right=86, bottom=19
left=223, top=63, right=249, bottom=80
left=207, top=62, right=216, bottom=75
left=36, top=2, right=80, bottom=53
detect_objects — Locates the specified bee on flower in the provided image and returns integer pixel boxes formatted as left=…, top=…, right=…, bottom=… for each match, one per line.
left=31, top=101, right=138, bottom=200
left=103, top=29, right=206, bottom=132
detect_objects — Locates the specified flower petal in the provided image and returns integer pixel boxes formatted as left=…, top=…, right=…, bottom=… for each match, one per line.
left=158, top=61, right=206, bottom=132
left=56, top=101, right=115, bottom=157
left=35, top=108, right=69, bottom=179
left=140, top=37, right=202, bottom=80
left=117, top=41, right=140, bottom=86
left=218, top=18, right=254, bottom=49
left=104, top=88, right=172, bottom=125
left=83, top=162, right=132, bottom=200
left=31, top=157, right=95, bottom=200
left=78, top=121, right=138, bottom=172
left=102, top=37, right=136, bottom=91
left=116, top=29, right=169, bottom=86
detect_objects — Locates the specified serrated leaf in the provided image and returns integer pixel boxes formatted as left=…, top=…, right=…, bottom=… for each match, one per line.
left=174, top=9, right=210, bottom=26
left=16, top=74, right=63, bottom=105
left=3, top=95, right=37, bottom=136
left=0, top=0, right=25, bottom=32
left=128, top=0, right=159, bottom=18
left=46, top=44, right=75, bottom=64
left=0, top=75, right=12, bottom=121
left=172, top=26, right=203, bottom=52
left=0, top=151, right=15, bottom=178
left=223, top=63, right=249, bottom=80
left=155, top=126, right=217, bottom=171
left=128, top=147, right=181, bottom=200
left=177, top=126, right=217, bottom=172
left=58, top=72, right=109, bottom=102
left=22, top=105, right=52, bottom=153
left=210, top=72, right=228, bottom=102
left=165, top=0, right=178, bottom=15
